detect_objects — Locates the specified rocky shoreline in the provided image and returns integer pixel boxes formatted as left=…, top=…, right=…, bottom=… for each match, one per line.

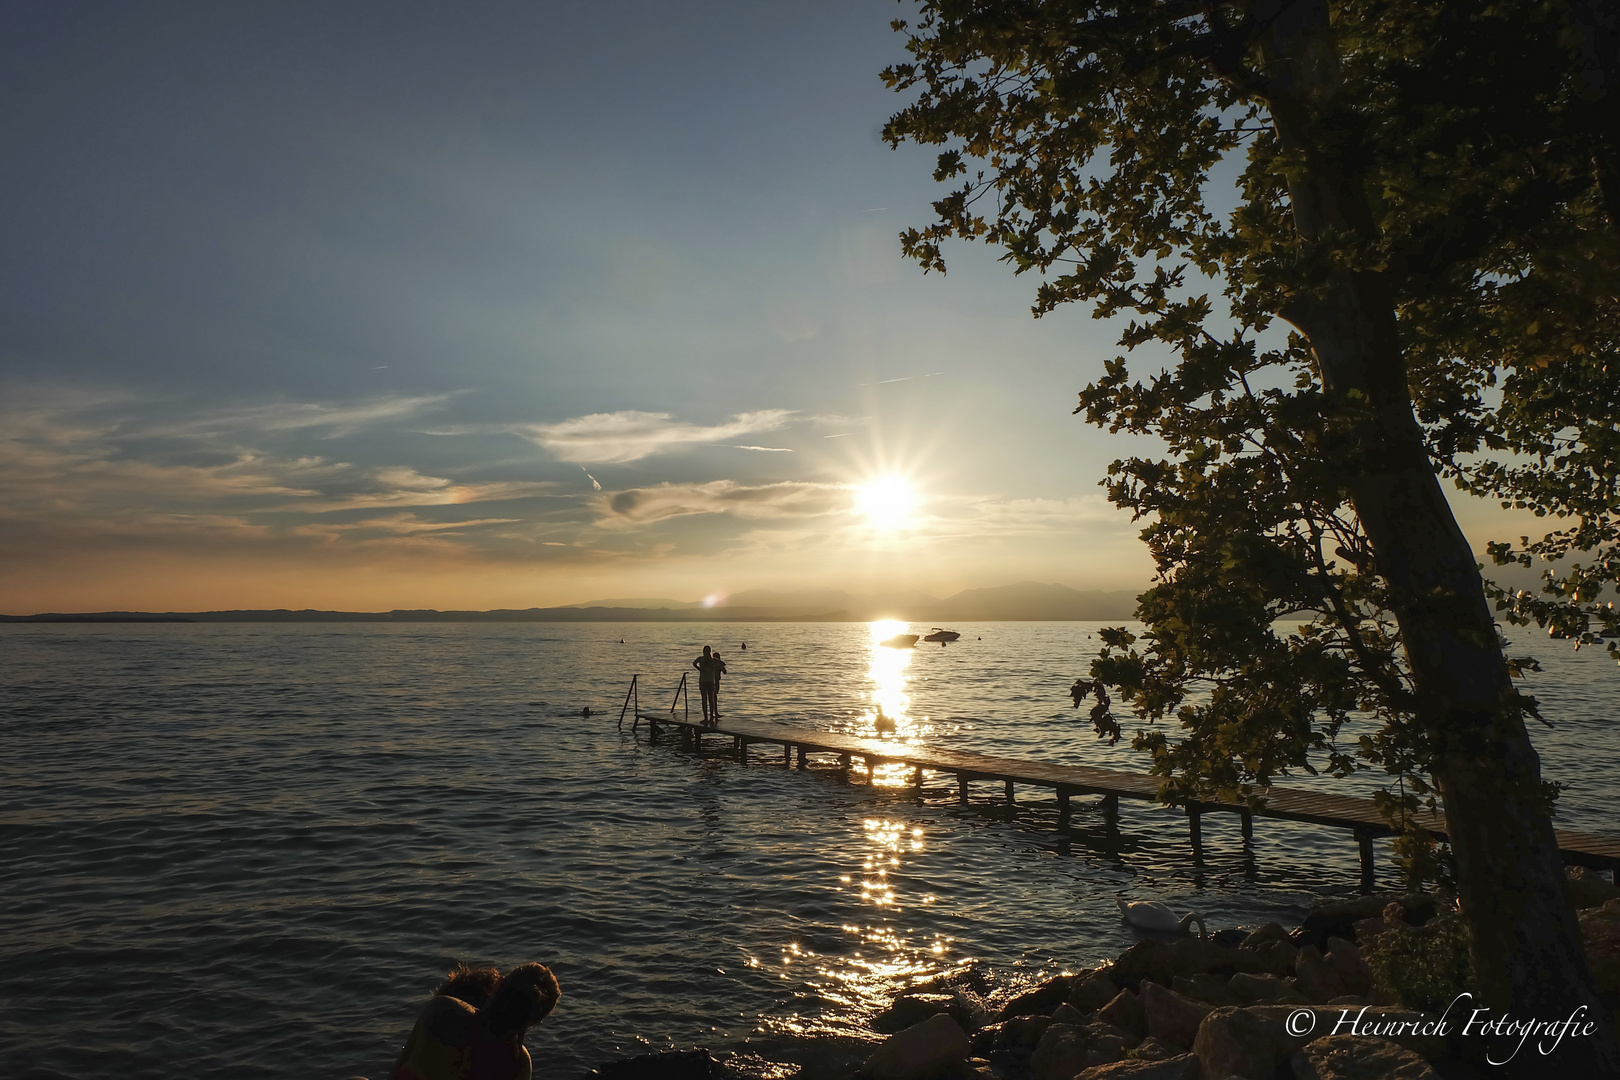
left=583, top=869, right=1620, bottom=1080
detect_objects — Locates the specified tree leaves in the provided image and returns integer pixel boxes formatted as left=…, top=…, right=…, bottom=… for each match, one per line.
left=884, top=0, right=1618, bottom=875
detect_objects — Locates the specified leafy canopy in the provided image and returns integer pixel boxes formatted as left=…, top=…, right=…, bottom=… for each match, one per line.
left=882, top=0, right=1619, bottom=860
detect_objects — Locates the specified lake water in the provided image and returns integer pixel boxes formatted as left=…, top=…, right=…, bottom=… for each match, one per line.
left=2, top=620, right=1616, bottom=1079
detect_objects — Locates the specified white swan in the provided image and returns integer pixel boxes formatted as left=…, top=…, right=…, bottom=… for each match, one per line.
left=1116, top=897, right=1207, bottom=937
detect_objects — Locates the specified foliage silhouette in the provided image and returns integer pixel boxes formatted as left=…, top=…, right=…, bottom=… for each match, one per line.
left=882, top=1, right=1618, bottom=1070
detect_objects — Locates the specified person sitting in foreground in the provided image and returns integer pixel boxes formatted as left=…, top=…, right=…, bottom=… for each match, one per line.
left=390, top=962, right=561, bottom=1080
left=435, top=963, right=502, bottom=1009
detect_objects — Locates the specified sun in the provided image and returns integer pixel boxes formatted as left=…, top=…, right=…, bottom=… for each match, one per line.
left=853, top=475, right=917, bottom=530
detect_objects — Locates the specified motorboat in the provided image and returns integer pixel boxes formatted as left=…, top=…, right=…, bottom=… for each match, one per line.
left=922, top=628, right=961, bottom=645
left=879, top=633, right=920, bottom=649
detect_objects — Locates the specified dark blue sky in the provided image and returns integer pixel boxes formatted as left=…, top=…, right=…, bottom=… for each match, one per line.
left=0, top=2, right=1520, bottom=611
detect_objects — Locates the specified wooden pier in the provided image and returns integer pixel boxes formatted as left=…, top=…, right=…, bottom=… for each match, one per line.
left=622, top=694, right=1620, bottom=888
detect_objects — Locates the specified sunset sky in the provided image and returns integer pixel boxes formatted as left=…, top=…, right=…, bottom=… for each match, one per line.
left=1, top=1, right=1537, bottom=613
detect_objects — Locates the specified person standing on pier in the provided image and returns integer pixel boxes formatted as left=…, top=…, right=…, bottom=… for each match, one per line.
left=693, top=645, right=721, bottom=724
left=710, top=650, right=728, bottom=721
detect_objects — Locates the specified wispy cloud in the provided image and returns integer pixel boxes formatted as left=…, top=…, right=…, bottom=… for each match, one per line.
left=601, top=480, right=848, bottom=525
left=732, top=445, right=794, bottom=453
left=521, top=409, right=793, bottom=464
left=160, top=393, right=455, bottom=437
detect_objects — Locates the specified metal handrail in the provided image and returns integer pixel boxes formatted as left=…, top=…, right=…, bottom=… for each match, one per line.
left=617, top=674, right=639, bottom=730
left=670, top=671, right=689, bottom=722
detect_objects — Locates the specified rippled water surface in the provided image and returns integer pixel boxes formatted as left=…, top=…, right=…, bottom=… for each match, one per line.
left=2, top=621, right=1616, bottom=1079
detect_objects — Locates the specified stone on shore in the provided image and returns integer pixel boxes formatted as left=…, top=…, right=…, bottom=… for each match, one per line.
left=1295, top=893, right=1437, bottom=950
left=1290, top=1034, right=1441, bottom=1080
left=1130, top=1036, right=1180, bottom=1061
left=1097, top=988, right=1146, bottom=1041
left=1140, top=982, right=1212, bottom=1049
left=858, top=1013, right=972, bottom=1080
left=1171, top=973, right=1238, bottom=1007
left=1567, top=866, right=1620, bottom=911
left=874, top=990, right=992, bottom=1035
left=1110, top=940, right=1171, bottom=991
left=1241, top=921, right=1289, bottom=949
left=1193, top=1004, right=1295, bottom=1080
left=1030, top=1023, right=1087, bottom=1080
left=1227, top=972, right=1305, bottom=1005
left=1075, top=1053, right=1201, bottom=1080
left=1578, top=897, right=1620, bottom=995
left=584, top=1049, right=723, bottom=1080
left=997, top=975, right=1077, bottom=1020
left=1195, top=1004, right=1443, bottom=1080
left=1069, top=968, right=1122, bottom=1012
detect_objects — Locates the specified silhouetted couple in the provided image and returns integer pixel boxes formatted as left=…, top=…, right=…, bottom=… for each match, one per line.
left=692, top=645, right=727, bottom=724
left=384, top=961, right=560, bottom=1080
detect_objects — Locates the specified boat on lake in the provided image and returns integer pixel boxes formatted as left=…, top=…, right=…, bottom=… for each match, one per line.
left=922, top=627, right=961, bottom=644
left=879, top=633, right=920, bottom=649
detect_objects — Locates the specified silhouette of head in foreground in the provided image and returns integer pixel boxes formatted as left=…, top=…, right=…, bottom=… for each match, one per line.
left=389, top=961, right=560, bottom=1080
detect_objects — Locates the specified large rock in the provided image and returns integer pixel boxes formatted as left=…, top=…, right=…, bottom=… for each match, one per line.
left=1293, top=944, right=1342, bottom=1003
left=977, top=1015, right=1051, bottom=1060
left=1111, top=940, right=1172, bottom=991
left=1193, top=1005, right=1296, bottom=1080
left=1070, top=968, right=1123, bottom=1012
left=1241, top=921, right=1290, bottom=949
left=1097, top=988, right=1146, bottom=1041
left=1140, top=982, right=1213, bottom=1049
left=584, top=1049, right=722, bottom=1080
left=1291, top=1034, right=1440, bottom=1080
left=1080, top=1029, right=1128, bottom=1069
left=1324, top=938, right=1373, bottom=999
left=1030, top=1022, right=1087, bottom=1080
left=1194, top=1004, right=1443, bottom=1080
left=998, top=975, right=1077, bottom=1020
left=1228, top=972, right=1305, bottom=1005
left=1567, top=866, right=1620, bottom=911
left=1075, top=1054, right=1200, bottom=1080
left=1579, top=897, right=1620, bottom=996
left=1171, top=973, right=1239, bottom=1007
left=1297, top=894, right=1438, bottom=950
left=1166, top=937, right=1259, bottom=978
left=1130, top=1036, right=1179, bottom=1061
left=874, top=993, right=958, bottom=1034
left=858, top=1013, right=973, bottom=1080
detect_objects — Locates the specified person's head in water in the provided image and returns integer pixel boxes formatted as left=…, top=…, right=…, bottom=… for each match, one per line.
left=434, top=962, right=502, bottom=1009
left=481, top=962, right=561, bottom=1039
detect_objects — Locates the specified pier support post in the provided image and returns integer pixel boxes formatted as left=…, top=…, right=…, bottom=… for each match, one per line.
left=1100, top=794, right=1119, bottom=827
left=736, top=736, right=746, bottom=763
left=1057, top=788, right=1071, bottom=827
left=1004, top=779, right=1015, bottom=804
left=797, top=746, right=807, bottom=770
left=1356, top=828, right=1375, bottom=892
left=862, top=755, right=874, bottom=784
left=1240, top=809, right=1253, bottom=843
left=1188, top=804, right=1203, bottom=856
left=958, top=774, right=970, bottom=805
left=838, top=753, right=851, bottom=779
left=912, top=765, right=923, bottom=788
left=783, top=743, right=791, bottom=766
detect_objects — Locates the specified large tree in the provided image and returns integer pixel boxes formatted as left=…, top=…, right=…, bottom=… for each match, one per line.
left=883, top=0, right=1618, bottom=1071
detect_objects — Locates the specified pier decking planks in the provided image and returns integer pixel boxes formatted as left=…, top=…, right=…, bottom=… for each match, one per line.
left=633, top=711, right=1620, bottom=880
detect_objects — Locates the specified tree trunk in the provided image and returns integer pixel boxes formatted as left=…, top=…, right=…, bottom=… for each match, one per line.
left=1257, top=1, right=1617, bottom=1072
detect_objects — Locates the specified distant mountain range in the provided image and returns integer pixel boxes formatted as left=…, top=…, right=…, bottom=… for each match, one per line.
left=2, top=581, right=1142, bottom=623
